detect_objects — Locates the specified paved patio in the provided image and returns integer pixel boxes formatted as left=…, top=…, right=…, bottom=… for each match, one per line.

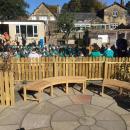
left=0, top=83, right=130, bottom=130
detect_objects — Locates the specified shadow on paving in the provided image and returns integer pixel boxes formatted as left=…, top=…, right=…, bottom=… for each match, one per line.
left=88, top=83, right=130, bottom=111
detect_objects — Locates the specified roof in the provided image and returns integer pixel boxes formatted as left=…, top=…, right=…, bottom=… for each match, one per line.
left=73, top=13, right=97, bottom=21
left=48, top=5, right=59, bottom=15
left=72, top=13, right=104, bottom=23
left=127, top=16, right=130, bottom=24
left=31, top=2, right=58, bottom=17
left=103, top=2, right=127, bottom=11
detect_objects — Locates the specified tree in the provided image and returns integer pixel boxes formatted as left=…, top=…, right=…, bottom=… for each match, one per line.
left=126, top=1, right=130, bottom=15
left=57, top=13, right=74, bottom=40
left=62, top=0, right=106, bottom=12
left=0, top=0, right=29, bottom=20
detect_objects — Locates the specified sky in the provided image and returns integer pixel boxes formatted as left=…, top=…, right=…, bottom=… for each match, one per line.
left=26, top=0, right=121, bottom=14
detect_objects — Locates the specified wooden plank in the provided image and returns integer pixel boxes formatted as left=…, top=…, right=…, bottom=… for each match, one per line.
left=89, top=57, right=92, bottom=79
left=35, top=58, right=39, bottom=80
left=66, top=57, right=68, bottom=77
left=4, top=72, right=10, bottom=105
left=63, top=57, right=66, bottom=76
left=38, top=58, right=42, bottom=79
left=42, top=57, right=45, bottom=78
left=9, top=72, right=15, bottom=105
left=32, top=58, right=36, bottom=81
left=0, top=71, right=5, bottom=105
left=73, top=57, right=75, bottom=76
left=28, top=58, right=32, bottom=81
left=104, top=60, right=108, bottom=79
left=82, top=57, right=85, bottom=76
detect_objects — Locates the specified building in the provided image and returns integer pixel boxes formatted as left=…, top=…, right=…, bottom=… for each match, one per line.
left=74, top=2, right=129, bottom=31
left=29, top=2, right=61, bottom=23
left=0, top=20, right=45, bottom=44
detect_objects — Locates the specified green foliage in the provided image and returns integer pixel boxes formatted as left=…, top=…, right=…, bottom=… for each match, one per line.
left=62, top=0, right=106, bottom=12
left=112, top=58, right=130, bottom=82
left=22, top=80, right=27, bottom=84
left=57, top=13, right=74, bottom=40
left=0, top=0, right=29, bottom=20
left=126, top=1, right=130, bottom=15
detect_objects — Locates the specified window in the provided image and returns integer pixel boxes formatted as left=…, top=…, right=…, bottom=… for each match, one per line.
left=16, top=25, right=38, bottom=37
left=34, top=26, right=38, bottom=37
left=27, top=25, right=33, bottom=37
left=20, top=25, right=26, bottom=36
left=31, top=16, right=37, bottom=20
left=110, top=23, right=118, bottom=30
left=50, top=16, right=55, bottom=21
left=113, top=10, right=118, bottom=18
left=16, top=25, right=19, bottom=33
left=39, top=16, right=47, bottom=20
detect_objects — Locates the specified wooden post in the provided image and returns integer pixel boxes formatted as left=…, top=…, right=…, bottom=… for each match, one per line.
left=104, top=61, right=108, bottom=79
left=73, top=57, right=75, bottom=76
left=9, top=72, right=15, bottom=105
left=66, top=82, right=68, bottom=94
left=54, top=57, right=57, bottom=77
left=50, top=85, right=53, bottom=96
left=4, top=71, right=10, bottom=106
left=24, top=87, right=27, bottom=101
left=66, top=57, right=68, bottom=77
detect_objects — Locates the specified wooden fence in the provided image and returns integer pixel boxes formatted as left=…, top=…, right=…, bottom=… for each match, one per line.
left=0, top=56, right=130, bottom=106
left=0, top=71, right=14, bottom=106
left=9, top=57, right=130, bottom=81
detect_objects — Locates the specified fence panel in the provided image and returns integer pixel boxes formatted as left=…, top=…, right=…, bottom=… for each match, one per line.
left=0, top=71, right=14, bottom=106
left=9, top=57, right=130, bottom=81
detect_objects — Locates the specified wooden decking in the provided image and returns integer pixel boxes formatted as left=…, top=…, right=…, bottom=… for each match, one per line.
left=23, top=76, right=86, bottom=102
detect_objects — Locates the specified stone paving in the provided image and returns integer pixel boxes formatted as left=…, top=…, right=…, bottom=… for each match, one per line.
left=0, top=84, right=130, bottom=130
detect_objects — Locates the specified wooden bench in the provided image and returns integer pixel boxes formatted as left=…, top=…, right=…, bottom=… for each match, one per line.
left=23, top=76, right=86, bottom=102
left=101, top=79, right=130, bottom=96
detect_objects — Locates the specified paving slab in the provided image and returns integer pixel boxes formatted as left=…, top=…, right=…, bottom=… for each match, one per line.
left=28, top=127, right=52, bottom=130
left=91, top=95, right=115, bottom=108
left=22, top=113, right=51, bottom=130
left=90, top=125, right=106, bottom=130
left=0, top=108, right=26, bottom=125
left=69, top=95, right=91, bottom=104
left=30, top=102, right=59, bottom=115
left=51, top=109, right=78, bottom=122
left=48, top=96, right=73, bottom=108
left=51, top=121, right=80, bottom=130
left=108, top=103, right=130, bottom=115
left=63, top=104, right=85, bottom=117
left=14, top=100, right=37, bottom=111
left=75, top=125, right=90, bottom=130
left=83, top=104, right=103, bottom=117
left=121, top=114, right=130, bottom=126
left=95, top=109, right=123, bottom=121
left=96, top=120, right=126, bottom=130
left=0, top=125, right=19, bottom=130
left=127, top=127, right=130, bottom=130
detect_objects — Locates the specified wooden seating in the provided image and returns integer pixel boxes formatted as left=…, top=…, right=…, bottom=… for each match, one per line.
left=23, top=76, right=86, bottom=102
left=101, top=79, right=130, bottom=96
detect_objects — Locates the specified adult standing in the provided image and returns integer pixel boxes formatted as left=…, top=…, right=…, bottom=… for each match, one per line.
left=116, top=33, right=128, bottom=57
left=22, top=34, right=26, bottom=46
left=39, top=36, right=44, bottom=48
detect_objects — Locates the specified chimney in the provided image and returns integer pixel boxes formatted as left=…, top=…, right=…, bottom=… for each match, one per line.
left=121, top=0, right=124, bottom=6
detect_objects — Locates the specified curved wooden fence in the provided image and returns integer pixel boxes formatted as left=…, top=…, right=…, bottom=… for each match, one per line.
left=10, top=57, right=130, bottom=81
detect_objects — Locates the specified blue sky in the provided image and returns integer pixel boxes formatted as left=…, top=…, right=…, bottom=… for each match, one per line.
left=26, top=0, right=121, bottom=14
